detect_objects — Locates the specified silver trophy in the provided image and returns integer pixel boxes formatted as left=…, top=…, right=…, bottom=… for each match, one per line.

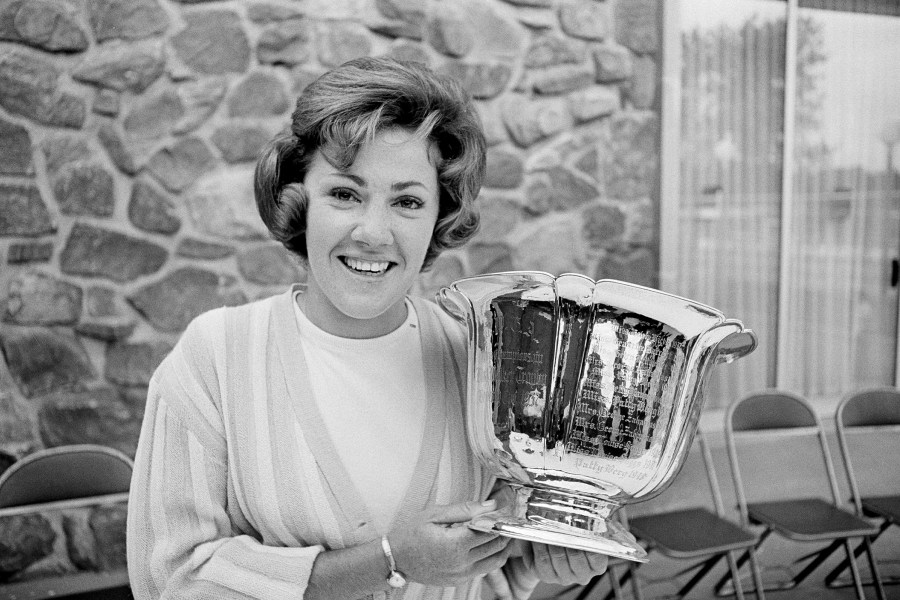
left=437, top=271, right=757, bottom=561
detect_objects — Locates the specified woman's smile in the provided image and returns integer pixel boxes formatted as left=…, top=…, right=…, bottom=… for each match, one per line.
left=340, top=256, right=393, bottom=275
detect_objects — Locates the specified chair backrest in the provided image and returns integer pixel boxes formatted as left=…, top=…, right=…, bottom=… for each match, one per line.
left=836, top=387, right=900, bottom=510
left=838, top=387, right=900, bottom=428
left=730, top=390, right=817, bottom=431
left=726, top=390, right=844, bottom=520
left=0, top=444, right=133, bottom=512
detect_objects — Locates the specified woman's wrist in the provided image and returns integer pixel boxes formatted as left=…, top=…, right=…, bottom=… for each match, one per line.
left=305, top=538, right=393, bottom=600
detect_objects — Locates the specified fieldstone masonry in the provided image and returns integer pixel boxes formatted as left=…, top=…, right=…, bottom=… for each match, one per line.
left=0, top=0, right=661, bottom=583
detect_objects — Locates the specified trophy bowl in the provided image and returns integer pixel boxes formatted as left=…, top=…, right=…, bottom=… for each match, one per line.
left=437, top=271, right=757, bottom=562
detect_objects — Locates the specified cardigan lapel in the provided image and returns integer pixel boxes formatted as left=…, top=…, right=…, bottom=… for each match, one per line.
left=388, top=297, right=448, bottom=530
left=272, top=287, right=372, bottom=544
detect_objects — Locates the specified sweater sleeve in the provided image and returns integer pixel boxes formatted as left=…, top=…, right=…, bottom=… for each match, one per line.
left=126, top=312, right=323, bottom=600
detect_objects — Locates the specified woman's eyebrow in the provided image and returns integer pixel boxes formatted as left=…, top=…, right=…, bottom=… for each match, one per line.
left=328, top=173, right=428, bottom=192
left=330, top=173, right=366, bottom=186
left=391, top=180, right=428, bottom=191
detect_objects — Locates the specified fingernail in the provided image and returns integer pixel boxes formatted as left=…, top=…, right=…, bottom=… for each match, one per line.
left=481, top=499, right=496, bottom=508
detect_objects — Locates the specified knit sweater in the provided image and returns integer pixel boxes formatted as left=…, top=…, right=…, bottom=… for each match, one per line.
left=126, top=286, right=539, bottom=600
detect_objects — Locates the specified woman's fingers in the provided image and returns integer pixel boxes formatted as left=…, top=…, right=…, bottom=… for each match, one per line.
left=565, top=547, right=590, bottom=571
left=468, top=532, right=511, bottom=563
left=470, top=539, right=514, bottom=576
left=586, top=549, right=609, bottom=573
left=429, top=500, right=497, bottom=525
left=526, top=543, right=609, bottom=584
left=563, top=547, right=595, bottom=584
left=532, top=542, right=564, bottom=581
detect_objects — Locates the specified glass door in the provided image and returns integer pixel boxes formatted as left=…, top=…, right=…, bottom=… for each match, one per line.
left=779, top=5, right=900, bottom=399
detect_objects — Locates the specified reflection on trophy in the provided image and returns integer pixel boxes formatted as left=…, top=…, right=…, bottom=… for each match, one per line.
left=437, top=272, right=757, bottom=561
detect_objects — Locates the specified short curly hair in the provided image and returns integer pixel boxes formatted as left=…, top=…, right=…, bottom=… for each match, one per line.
left=254, top=57, right=486, bottom=270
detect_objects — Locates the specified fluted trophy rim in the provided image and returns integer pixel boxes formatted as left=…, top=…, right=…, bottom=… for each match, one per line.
left=443, top=270, right=726, bottom=314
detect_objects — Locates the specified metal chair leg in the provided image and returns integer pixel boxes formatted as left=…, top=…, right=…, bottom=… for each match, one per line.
left=675, top=555, right=725, bottom=599
left=786, top=539, right=842, bottom=588
left=746, top=547, right=766, bottom=600
left=712, top=548, right=765, bottom=600
left=714, top=547, right=766, bottom=599
left=844, top=538, right=868, bottom=600
left=576, top=566, right=632, bottom=600
left=825, top=520, right=892, bottom=588
left=861, top=536, right=888, bottom=600
left=715, top=549, right=750, bottom=595
left=574, top=575, right=602, bottom=600
left=628, top=562, right=644, bottom=600
left=608, top=563, right=625, bottom=600
left=720, top=537, right=853, bottom=595
left=572, top=562, right=635, bottom=600
left=724, top=551, right=747, bottom=600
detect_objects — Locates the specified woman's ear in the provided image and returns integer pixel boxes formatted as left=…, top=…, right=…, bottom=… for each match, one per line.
left=254, top=132, right=297, bottom=231
left=270, top=182, right=310, bottom=253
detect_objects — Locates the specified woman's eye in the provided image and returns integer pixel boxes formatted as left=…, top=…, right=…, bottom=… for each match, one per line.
left=331, top=188, right=357, bottom=202
left=396, top=196, right=424, bottom=209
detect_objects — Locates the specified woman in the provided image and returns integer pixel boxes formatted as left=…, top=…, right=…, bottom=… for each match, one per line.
left=127, top=57, right=608, bottom=599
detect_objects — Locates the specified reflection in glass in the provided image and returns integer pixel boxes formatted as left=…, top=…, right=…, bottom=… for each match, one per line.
left=676, top=0, right=786, bottom=404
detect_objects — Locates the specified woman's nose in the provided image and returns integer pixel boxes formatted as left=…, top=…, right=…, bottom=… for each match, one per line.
left=350, top=203, right=394, bottom=247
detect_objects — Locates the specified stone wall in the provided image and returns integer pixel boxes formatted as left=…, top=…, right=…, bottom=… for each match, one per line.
left=0, top=0, right=661, bottom=582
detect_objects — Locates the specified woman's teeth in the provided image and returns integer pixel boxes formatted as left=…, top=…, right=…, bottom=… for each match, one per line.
left=343, top=257, right=390, bottom=273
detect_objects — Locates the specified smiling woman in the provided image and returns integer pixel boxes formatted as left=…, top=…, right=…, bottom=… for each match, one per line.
left=125, top=57, right=609, bottom=600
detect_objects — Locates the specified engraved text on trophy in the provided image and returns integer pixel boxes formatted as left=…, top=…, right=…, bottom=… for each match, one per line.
left=565, top=314, right=684, bottom=468
left=490, top=295, right=556, bottom=443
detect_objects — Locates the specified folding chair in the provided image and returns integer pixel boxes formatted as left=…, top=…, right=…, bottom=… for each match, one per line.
left=573, top=432, right=764, bottom=600
left=0, top=444, right=134, bottom=600
left=825, top=387, right=900, bottom=594
left=721, top=391, right=882, bottom=600
left=628, top=432, right=765, bottom=600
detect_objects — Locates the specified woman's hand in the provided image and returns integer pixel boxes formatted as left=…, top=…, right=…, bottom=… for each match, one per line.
left=388, top=499, right=513, bottom=587
left=487, top=482, right=608, bottom=585
left=519, top=542, right=609, bottom=586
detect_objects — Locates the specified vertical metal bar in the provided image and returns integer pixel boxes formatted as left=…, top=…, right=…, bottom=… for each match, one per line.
left=776, top=0, right=800, bottom=388
left=698, top=432, right=726, bottom=515
left=844, top=539, right=868, bottom=600
left=659, top=0, right=682, bottom=294
left=896, top=267, right=900, bottom=386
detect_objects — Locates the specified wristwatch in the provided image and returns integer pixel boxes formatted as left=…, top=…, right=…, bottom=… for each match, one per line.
left=381, top=536, right=408, bottom=588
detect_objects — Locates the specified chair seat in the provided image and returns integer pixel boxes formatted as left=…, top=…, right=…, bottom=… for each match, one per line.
left=862, top=495, right=900, bottom=523
left=628, top=507, right=757, bottom=559
left=748, top=498, right=878, bottom=541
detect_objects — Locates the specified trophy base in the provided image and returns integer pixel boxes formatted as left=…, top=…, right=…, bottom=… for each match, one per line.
left=468, top=484, right=648, bottom=562
left=469, top=512, right=647, bottom=562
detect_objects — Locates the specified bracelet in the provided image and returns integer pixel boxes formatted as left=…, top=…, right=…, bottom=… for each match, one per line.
left=381, top=536, right=408, bottom=589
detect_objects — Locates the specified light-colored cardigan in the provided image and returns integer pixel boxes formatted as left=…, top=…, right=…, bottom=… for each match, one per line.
left=126, top=287, right=538, bottom=600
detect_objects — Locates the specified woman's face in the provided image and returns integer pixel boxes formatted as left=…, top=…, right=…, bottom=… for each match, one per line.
left=301, top=127, right=440, bottom=338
